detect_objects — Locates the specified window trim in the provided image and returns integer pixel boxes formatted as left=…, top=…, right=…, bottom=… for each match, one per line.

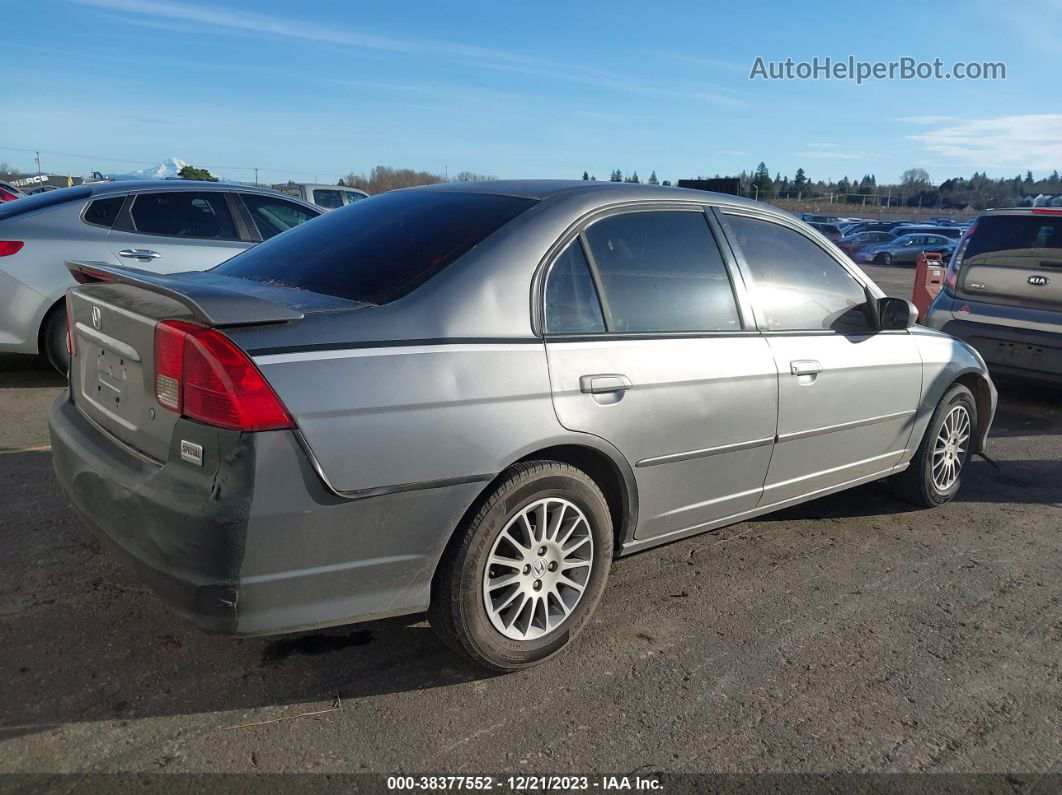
left=535, top=201, right=755, bottom=338
left=117, top=190, right=248, bottom=242
left=716, top=206, right=883, bottom=335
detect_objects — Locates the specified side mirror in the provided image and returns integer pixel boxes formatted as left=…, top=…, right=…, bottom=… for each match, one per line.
left=877, top=296, right=918, bottom=330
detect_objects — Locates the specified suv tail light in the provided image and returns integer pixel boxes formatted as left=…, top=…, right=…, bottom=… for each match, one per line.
left=944, top=222, right=976, bottom=292
left=0, top=241, right=24, bottom=256
left=153, top=320, right=293, bottom=431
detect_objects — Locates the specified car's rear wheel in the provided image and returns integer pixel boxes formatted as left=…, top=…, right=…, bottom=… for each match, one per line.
left=876, top=252, right=893, bottom=266
left=41, top=304, right=70, bottom=374
left=891, top=384, right=977, bottom=507
left=429, top=461, right=612, bottom=671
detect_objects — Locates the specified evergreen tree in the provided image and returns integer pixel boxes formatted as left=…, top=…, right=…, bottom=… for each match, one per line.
left=610, top=169, right=623, bottom=182
left=647, top=170, right=659, bottom=185
left=582, top=170, right=590, bottom=181
left=793, top=168, right=808, bottom=193
left=752, top=162, right=773, bottom=199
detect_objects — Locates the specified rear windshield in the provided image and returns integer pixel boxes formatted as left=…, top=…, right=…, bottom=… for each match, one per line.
left=0, top=185, right=91, bottom=220
left=214, top=190, right=537, bottom=304
left=965, top=214, right=1062, bottom=259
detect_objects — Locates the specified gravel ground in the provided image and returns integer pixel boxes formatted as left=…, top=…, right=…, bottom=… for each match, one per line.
left=0, top=264, right=1059, bottom=781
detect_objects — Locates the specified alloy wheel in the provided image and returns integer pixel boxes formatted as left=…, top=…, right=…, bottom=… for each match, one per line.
left=932, top=405, right=971, bottom=491
left=482, top=497, right=594, bottom=641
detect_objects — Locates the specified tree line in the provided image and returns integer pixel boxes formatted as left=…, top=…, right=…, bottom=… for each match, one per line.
left=580, top=170, right=671, bottom=186
left=724, top=162, right=1062, bottom=210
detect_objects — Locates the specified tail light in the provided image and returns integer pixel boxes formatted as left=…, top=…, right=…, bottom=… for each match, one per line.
left=944, top=222, right=976, bottom=292
left=65, top=292, right=77, bottom=358
left=153, top=320, right=293, bottom=432
left=1031, top=208, right=1062, bottom=216
left=0, top=189, right=19, bottom=203
left=0, top=241, right=24, bottom=256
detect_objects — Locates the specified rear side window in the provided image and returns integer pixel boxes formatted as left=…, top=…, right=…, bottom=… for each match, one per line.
left=583, top=211, right=740, bottom=333
left=130, top=192, right=239, bottom=240
left=545, top=241, right=605, bottom=333
left=312, top=189, right=345, bottom=209
left=214, top=191, right=536, bottom=304
left=964, top=214, right=1062, bottom=259
left=240, top=194, right=319, bottom=240
left=726, top=214, right=871, bottom=332
left=344, top=191, right=368, bottom=205
left=82, top=196, right=124, bottom=228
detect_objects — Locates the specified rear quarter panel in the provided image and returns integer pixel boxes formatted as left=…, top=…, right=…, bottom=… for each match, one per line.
left=254, top=342, right=569, bottom=494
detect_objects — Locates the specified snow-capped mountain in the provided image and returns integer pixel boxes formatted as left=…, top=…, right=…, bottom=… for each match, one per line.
left=120, top=157, right=190, bottom=180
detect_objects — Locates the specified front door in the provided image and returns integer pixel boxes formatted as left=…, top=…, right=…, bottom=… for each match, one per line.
left=542, top=208, right=778, bottom=541
left=720, top=210, right=922, bottom=506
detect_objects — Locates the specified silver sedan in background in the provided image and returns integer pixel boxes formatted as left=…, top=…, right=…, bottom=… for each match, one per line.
left=0, top=180, right=321, bottom=371
left=50, top=181, right=995, bottom=671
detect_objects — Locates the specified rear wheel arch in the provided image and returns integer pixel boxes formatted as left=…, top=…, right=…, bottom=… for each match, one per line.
left=38, top=297, right=69, bottom=371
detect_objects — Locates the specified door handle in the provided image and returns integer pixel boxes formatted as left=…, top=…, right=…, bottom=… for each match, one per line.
left=790, top=360, right=822, bottom=376
left=580, top=374, right=632, bottom=394
left=118, top=249, right=162, bottom=260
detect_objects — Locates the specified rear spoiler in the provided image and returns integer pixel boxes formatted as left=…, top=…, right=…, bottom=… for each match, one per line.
left=65, top=261, right=304, bottom=327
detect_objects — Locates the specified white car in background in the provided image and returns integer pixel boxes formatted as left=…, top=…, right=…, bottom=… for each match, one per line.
left=0, top=180, right=321, bottom=371
left=275, top=182, right=370, bottom=210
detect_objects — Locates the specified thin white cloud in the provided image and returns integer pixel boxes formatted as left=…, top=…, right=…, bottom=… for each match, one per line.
left=909, top=114, right=1062, bottom=168
left=805, top=142, right=837, bottom=149
left=72, top=0, right=743, bottom=106
left=795, top=151, right=878, bottom=160
left=896, top=115, right=954, bottom=124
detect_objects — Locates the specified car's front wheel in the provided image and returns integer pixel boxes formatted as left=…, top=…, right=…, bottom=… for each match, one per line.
left=891, top=383, right=977, bottom=507
left=429, top=461, right=612, bottom=671
left=876, top=252, right=893, bottom=266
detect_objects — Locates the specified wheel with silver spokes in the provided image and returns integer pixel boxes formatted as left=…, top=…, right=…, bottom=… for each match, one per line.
left=429, top=461, right=612, bottom=671
left=482, top=497, right=594, bottom=641
left=891, top=383, right=978, bottom=507
left=931, top=405, right=971, bottom=492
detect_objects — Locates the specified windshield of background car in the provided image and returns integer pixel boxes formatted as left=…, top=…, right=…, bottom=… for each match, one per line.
left=214, top=190, right=537, bottom=304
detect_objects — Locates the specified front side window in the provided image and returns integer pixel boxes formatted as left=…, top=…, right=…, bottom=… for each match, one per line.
left=312, top=189, right=345, bottom=209
left=725, top=214, right=871, bottom=332
left=130, top=192, right=238, bottom=240
left=545, top=241, right=605, bottom=333
left=241, top=193, right=320, bottom=240
left=582, top=211, right=741, bottom=333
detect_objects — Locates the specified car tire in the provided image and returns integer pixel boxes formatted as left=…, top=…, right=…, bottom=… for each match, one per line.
left=878, top=252, right=893, bottom=266
left=41, top=304, right=70, bottom=374
left=429, top=460, right=613, bottom=672
left=890, top=383, right=977, bottom=508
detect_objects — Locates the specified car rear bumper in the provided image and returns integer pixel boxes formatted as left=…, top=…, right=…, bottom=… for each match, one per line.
left=49, top=393, right=483, bottom=635
left=933, top=317, right=1062, bottom=384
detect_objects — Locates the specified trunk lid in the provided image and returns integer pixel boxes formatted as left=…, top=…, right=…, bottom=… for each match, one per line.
left=65, top=262, right=360, bottom=460
left=955, top=212, right=1062, bottom=313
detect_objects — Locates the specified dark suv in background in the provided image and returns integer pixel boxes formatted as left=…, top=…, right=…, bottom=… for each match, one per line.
left=925, top=207, right=1062, bottom=384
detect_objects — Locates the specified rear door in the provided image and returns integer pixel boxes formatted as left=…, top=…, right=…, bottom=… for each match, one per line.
left=720, top=210, right=922, bottom=505
left=106, top=190, right=251, bottom=272
left=543, top=207, right=778, bottom=541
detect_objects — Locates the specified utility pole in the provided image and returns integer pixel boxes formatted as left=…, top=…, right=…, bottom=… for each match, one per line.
left=254, top=168, right=259, bottom=186
left=35, top=151, right=42, bottom=182
left=445, top=164, right=449, bottom=181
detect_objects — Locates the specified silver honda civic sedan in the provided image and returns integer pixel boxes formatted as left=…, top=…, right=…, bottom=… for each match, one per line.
left=49, top=181, right=996, bottom=671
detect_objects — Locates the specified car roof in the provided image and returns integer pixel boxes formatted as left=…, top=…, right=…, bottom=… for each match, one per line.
left=409, top=178, right=767, bottom=208
left=83, top=179, right=290, bottom=198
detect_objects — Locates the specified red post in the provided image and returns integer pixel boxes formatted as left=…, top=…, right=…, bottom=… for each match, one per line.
left=912, top=251, right=945, bottom=323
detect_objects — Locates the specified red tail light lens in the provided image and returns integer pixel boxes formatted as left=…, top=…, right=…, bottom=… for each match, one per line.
left=0, top=189, right=19, bottom=202
left=153, top=320, right=293, bottom=431
left=0, top=241, right=25, bottom=256
left=1031, top=207, right=1062, bottom=215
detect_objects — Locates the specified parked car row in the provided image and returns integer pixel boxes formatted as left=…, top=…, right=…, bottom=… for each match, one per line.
left=0, top=180, right=323, bottom=371
left=799, top=213, right=970, bottom=266
left=46, top=180, right=998, bottom=671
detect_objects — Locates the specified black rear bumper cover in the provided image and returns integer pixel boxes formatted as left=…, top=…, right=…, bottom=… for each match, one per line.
left=49, top=394, right=255, bottom=633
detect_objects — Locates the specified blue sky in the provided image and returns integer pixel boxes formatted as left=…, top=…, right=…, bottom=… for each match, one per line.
left=4, top=0, right=1060, bottom=185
